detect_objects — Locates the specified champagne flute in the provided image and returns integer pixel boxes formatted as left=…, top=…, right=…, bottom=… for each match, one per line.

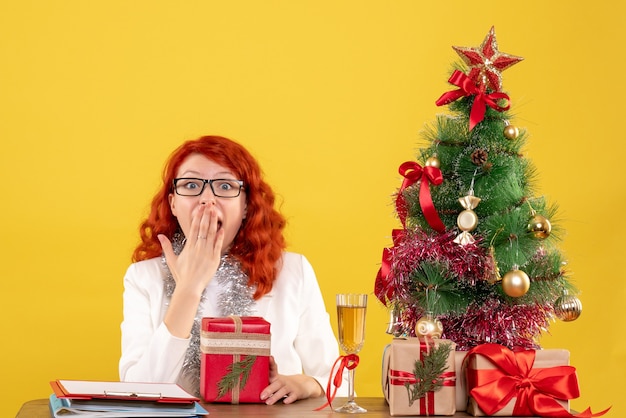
left=335, top=293, right=367, bottom=413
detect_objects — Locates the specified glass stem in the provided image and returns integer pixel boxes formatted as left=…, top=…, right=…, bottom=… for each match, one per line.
left=347, top=367, right=355, bottom=402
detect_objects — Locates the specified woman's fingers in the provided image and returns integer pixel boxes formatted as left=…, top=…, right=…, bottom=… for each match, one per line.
left=268, top=356, right=279, bottom=380
left=188, top=204, right=204, bottom=244
left=160, top=203, right=223, bottom=295
left=157, top=234, right=177, bottom=273
left=195, top=204, right=219, bottom=245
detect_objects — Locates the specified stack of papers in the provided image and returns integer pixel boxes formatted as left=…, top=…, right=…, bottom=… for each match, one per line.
left=49, top=380, right=208, bottom=417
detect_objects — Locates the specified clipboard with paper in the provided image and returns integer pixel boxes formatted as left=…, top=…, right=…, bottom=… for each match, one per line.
left=50, top=379, right=199, bottom=404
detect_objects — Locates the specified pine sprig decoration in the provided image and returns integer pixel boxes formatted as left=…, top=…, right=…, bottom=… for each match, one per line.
left=405, top=342, right=453, bottom=406
left=217, top=355, right=256, bottom=399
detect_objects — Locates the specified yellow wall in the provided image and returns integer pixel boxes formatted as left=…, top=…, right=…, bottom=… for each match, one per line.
left=1, top=1, right=624, bottom=416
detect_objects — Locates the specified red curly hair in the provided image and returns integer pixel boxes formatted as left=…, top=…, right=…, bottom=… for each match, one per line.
left=132, top=135, right=287, bottom=299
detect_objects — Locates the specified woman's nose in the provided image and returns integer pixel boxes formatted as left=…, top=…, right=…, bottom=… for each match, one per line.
left=199, top=186, right=217, bottom=205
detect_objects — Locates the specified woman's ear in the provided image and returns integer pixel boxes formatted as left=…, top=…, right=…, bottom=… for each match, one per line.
left=168, top=193, right=177, bottom=217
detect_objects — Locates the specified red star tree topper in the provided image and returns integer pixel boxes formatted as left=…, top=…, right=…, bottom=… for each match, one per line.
left=452, top=26, right=523, bottom=92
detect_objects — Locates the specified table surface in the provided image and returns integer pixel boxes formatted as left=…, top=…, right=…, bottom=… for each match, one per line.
left=16, top=396, right=504, bottom=417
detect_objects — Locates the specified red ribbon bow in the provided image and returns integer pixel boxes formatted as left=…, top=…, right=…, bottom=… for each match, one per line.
left=397, top=161, right=445, bottom=232
left=466, top=344, right=610, bottom=417
left=436, top=70, right=511, bottom=131
left=374, top=229, right=404, bottom=304
left=374, top=161, right=445, bottom=305
left=314, top=354, right=359, bottom=411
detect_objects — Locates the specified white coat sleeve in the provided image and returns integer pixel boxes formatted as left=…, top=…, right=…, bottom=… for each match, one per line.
left=118, top=261, right=190, bottom=383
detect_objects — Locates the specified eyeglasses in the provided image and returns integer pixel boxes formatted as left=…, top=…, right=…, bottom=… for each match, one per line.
left=173, top=178, right=244, bottom=198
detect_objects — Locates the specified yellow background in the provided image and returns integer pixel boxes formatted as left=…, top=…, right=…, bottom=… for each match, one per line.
left=1, top=1, right=624, bottom=416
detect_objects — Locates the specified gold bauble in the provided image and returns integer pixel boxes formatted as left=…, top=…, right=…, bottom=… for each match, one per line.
left=502, top=269, right=530, bottom=297
left=425, top=155, right=440, bottom=168
left=554, top=294, right=582, bottom=322
left=457, top=209, right=478, bottom=232
left=503, top=125, right=519, bottom=140
left=415, top=313, right=443, bottom=339
left=528, top=214, right=552, bottom=239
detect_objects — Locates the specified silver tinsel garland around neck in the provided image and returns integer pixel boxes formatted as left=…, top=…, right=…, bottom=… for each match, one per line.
left=161, top=232, right=256, bottom=396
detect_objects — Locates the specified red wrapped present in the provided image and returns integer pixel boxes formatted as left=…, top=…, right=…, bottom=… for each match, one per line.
left=200, top=316, right=271, bottom=404
left=465, top=343, right=574, bottom=416
left=383, top=337, right=456, bottom=416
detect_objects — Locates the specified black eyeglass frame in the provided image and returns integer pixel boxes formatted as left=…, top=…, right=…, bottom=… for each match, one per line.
left=172, top=178, right=245, bottom=198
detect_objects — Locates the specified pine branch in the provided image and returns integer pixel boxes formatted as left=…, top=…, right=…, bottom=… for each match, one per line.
left=217, top=355, right=257, bottom=399
left=404, top=343, right=453, bottom=407
left=409, top=261, right=469, bottom=315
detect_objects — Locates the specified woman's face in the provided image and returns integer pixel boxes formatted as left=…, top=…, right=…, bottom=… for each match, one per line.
left=168, top=153, right=247, bottom=253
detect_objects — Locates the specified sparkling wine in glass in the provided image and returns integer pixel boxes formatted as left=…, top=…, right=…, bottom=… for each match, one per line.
left=335, top=293, right=367, bottom=413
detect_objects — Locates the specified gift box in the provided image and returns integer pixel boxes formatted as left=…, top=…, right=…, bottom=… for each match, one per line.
left=465, top=343, right=576, bottom=416
left=454, top=351, right=469, bottom=412
left=200, top=316, right=271, bottom=404
left=383, top=337, right=457, bottom=416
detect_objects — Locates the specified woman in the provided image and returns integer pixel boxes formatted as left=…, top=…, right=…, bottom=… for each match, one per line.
left=119, top=135, right=346, bottom=404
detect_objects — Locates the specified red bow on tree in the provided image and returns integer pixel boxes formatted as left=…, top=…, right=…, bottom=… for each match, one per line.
left=396, top=161, right=445, bottom=232
left=436, top=70, right=511, bottom=131
left=374, top=229, right=404, bottom=304
left=374, top=161, right=445, bottom=305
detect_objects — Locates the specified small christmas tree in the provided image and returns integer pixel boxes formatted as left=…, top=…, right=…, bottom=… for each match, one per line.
left=375, top=27, right=582, bottom=350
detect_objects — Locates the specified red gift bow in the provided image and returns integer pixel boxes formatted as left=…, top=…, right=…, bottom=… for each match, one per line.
left=396, top=161, right=445, bottom=233
left=466, top=344, right=610, bottom=417
left=436, top=70, right=511, bottom=131
left=314, top=354, right=359, bottom=411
